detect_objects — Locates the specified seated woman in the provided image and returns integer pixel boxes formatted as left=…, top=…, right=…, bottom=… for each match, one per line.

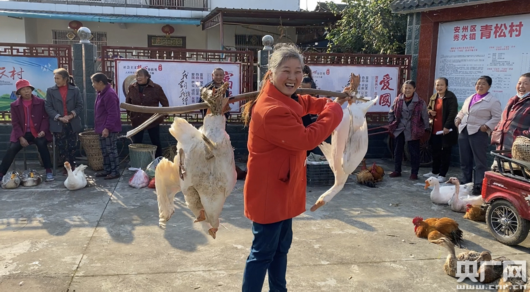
left=0, top=79, right=54, bottom=182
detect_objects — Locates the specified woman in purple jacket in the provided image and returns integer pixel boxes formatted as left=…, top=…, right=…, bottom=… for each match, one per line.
left=91, top=73, right=122, bottom=180
left=0, top=79, right=54, bottom=182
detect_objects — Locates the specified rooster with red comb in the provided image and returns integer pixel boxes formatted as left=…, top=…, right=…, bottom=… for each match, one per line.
left=412, top=216, right=464, bottom=248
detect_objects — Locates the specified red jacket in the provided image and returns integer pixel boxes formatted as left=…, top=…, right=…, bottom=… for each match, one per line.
left=244, top=81, right=343, bottom=224
left=10, top=95, right=52, bottom=143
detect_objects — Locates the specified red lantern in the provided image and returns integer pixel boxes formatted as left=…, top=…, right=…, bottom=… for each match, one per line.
left=161, top=25, right=175, bottom=38
left=68, top=20, right=83, bottom=31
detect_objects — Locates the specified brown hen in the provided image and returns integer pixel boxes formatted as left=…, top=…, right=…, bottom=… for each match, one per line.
left=413, top=216, right=464, bottom=248
left=463, top=204, right=486, bottom=222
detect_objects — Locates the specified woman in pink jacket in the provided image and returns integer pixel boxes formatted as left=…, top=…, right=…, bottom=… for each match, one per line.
left=0, top=79, right=54, bottom=182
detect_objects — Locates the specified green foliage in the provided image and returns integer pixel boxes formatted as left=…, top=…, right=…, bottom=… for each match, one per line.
left=326, top=0, right=407, bottom=54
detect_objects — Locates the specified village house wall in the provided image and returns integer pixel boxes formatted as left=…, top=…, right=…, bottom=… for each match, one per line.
left=0, top=17, right=27, bottom=43
left=0, top=16, right=296, bottom=51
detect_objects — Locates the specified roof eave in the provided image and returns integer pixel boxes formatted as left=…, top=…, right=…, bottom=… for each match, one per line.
left=391, top=0, right=510, bottom=14
left=200, top=7, right=340, bottom=27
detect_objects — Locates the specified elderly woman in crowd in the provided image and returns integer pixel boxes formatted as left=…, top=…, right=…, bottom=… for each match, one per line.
left=455, top=76, right=501, bottom=194
left=91, top=72, right=122, bottom=180
left=491, top=73, right=530, bottom=151
left=423, top=77, right=458, bottom=182
left=45, top=68, right=84, bottom=175
left=126, top=68, right=169, bottom=158
left=0, top=79, right=54, bottom=182
left=388, top=80, right=430, bottom=180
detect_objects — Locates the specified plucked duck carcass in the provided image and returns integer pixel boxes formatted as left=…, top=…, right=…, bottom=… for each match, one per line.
left=310, top=74, right=378, bottom=211
left=156, top=82, right=237, bottom=239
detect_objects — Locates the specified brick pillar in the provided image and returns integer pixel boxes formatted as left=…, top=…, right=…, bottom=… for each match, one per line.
left=416, top=15, right=439, bottom=101
left=72, top=42, right=97, bottom=130
left=405, top=13, right=421, bottom=82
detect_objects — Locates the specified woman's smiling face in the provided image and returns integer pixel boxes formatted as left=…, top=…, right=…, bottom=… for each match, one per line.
left=271, top=58, right=303, bottom=96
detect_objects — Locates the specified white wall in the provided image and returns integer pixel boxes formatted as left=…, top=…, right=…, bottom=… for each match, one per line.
left=25, top=19, right=296, bottom=51
left=210, top=0, right=300, bottom=11
left=24, top=18, right=38, bottom=44
left=0, top=17, right=27, bottom=43
left=31, top=19, right=207, bottom=49
left=1, top=17, right=297, bottom=54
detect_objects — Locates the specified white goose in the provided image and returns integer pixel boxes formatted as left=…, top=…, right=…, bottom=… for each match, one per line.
left=425, top=177, right=473, bottom=205
left=447, top=177, right=484, bottom=213
left=311, top=93, right=379, bottom=211
left=64, top=162, right=88, bottom=191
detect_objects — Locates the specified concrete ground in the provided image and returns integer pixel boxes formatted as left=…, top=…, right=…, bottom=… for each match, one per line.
left=0, top=159, right=529, bottom=292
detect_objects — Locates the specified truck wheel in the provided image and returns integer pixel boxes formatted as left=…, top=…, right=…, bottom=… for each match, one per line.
left=486, top=200, right=530, bottom=246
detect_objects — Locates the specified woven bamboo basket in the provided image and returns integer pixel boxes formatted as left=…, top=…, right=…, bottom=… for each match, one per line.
left=79, top=131, right=104, bottom=171
left=511, top=136, right=530, bottom=175
left=129, top=144, right=157, bottom=169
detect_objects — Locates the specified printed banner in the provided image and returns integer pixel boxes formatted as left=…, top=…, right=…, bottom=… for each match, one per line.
left=308, top=65, right=400, bottom=112
left=435, top=14, right=530, bottom=107
left=0, top=56, right=58, bottom=111
left=115, top=59, right=241, bottom=112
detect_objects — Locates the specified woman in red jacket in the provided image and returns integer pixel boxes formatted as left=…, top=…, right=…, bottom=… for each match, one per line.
left=0, top=79, right=54, bottom=182
left=241, top=44, right=346, bottom=292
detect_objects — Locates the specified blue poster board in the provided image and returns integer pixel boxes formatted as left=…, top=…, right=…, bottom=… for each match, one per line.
left=0, top=56, right=59, bottom=111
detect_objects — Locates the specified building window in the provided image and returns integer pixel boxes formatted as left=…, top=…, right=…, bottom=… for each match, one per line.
left=235, top=34, right=263, bottom=61
left=52, top=30, right=107, bottom=56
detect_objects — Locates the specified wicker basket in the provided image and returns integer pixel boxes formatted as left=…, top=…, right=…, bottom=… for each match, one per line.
left=306, top=161, right=335, bottom=186
left=511, top=136, right=530, bottom=175
left=79, top=131, right=104, bottom=171
left=129, top=144, right=157, bottom=169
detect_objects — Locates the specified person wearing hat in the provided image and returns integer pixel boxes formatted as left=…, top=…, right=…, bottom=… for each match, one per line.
left=0, top=79, right=54, bottom=182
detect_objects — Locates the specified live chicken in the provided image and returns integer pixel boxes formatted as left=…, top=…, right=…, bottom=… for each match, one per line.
left=412, top=216, right=464, bottom=248
left=464, top=204, right=486, bottom=222
left=155, top=83, right=237, bottom=239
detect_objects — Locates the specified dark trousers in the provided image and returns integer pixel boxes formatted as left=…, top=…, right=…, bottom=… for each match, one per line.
left=0, top=132, right=52, bottom=174
left=394, top=133, right=421, bottom=175
left=430, top=134, right=453, bottom=177
left=132, top=125, right=163, bottom=158
left=99, top=133, right=120, bottom=176
left=54, top=123, right=78, bottom=166
left=459, top=127, right=489, bottom=188
left=242, top=218, right=293, bottom=292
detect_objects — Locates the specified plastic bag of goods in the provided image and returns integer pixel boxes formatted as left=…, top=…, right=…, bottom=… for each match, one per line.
left=129, top=169, right=150, bottom=189
left=145, top=156, right=164, bottom=178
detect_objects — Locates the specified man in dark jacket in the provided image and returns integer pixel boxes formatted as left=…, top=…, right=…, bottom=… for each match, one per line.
left=200, top=68, right=246, bottom=180
left=200, top=68, right=230, bottom=120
